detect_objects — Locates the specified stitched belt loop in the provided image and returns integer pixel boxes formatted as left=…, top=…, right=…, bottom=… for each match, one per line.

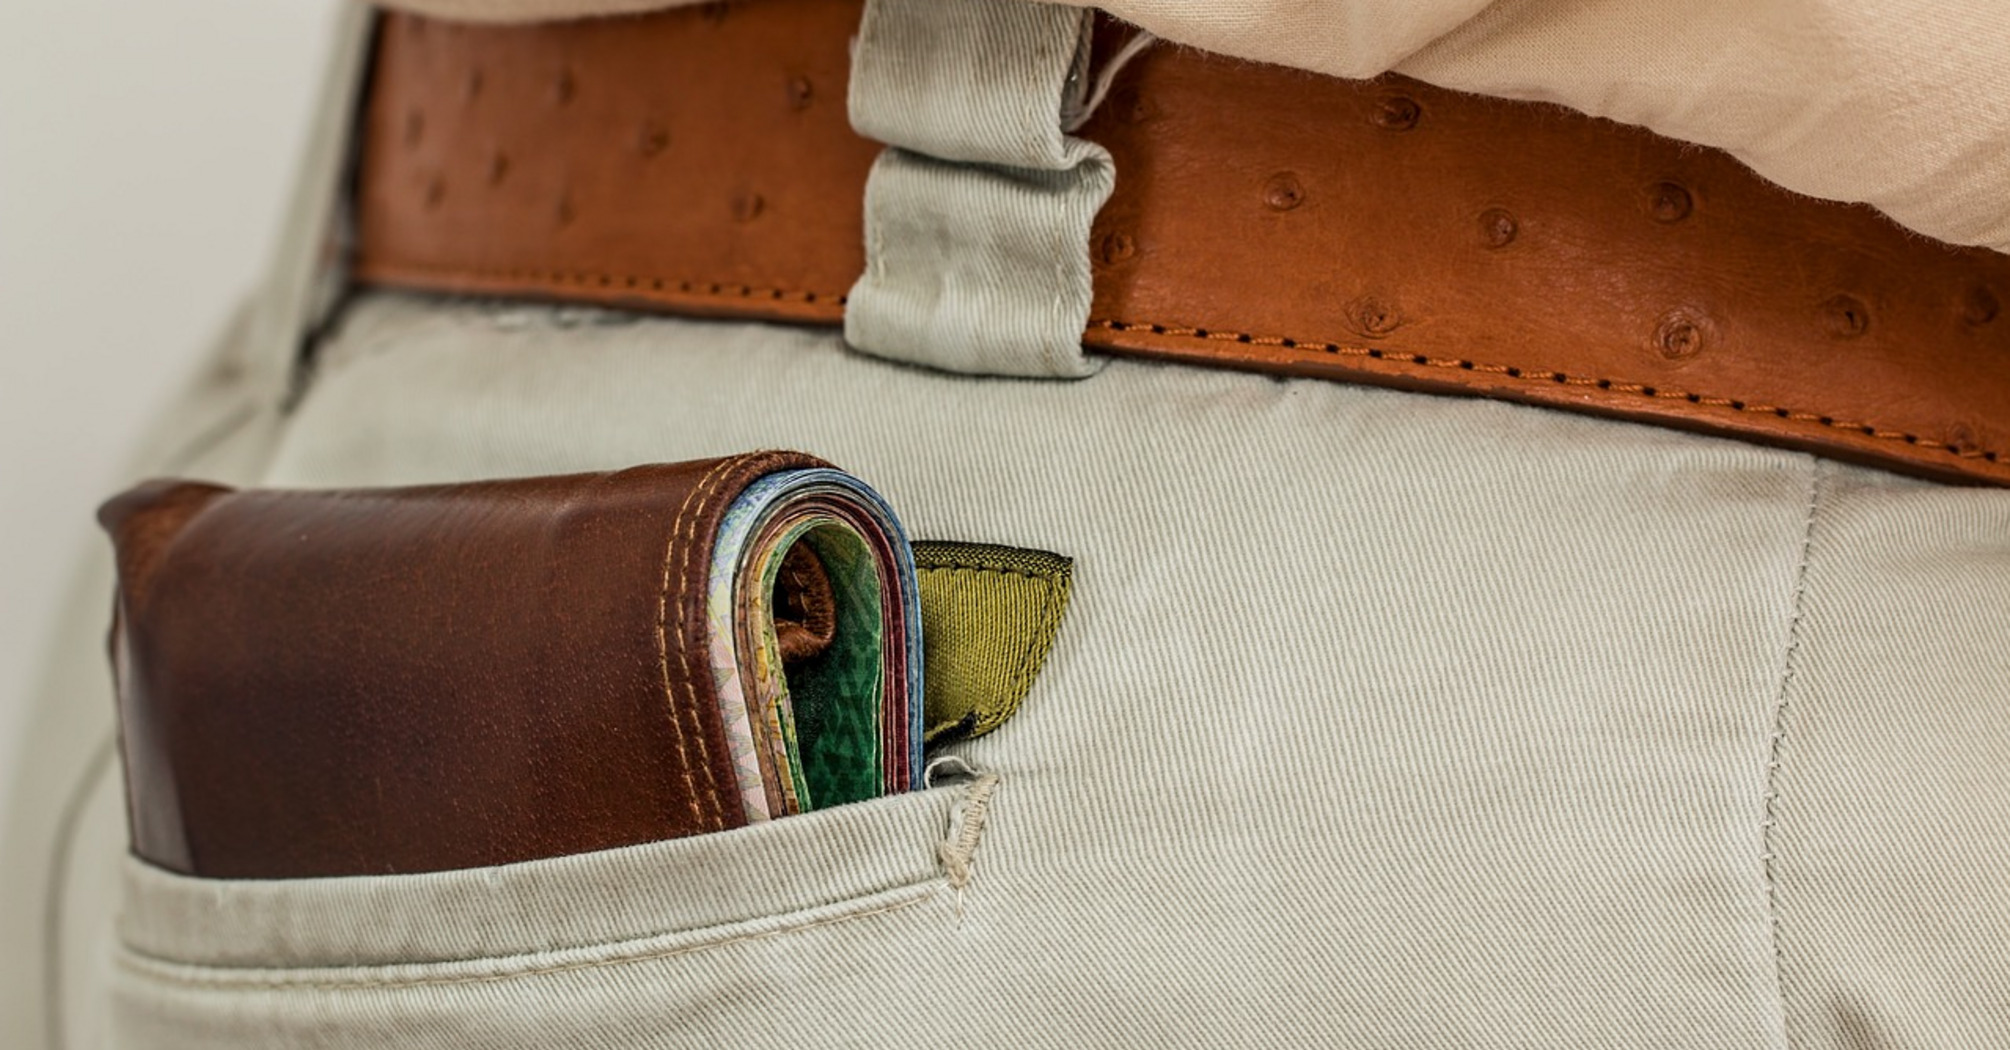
left=347, top=6, right=2010, bottom=486
left=844, top=0, right=1112, bottom=378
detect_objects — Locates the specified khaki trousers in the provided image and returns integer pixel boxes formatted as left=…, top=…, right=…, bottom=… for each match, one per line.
left=3, top=3, right=2005, bottom=1047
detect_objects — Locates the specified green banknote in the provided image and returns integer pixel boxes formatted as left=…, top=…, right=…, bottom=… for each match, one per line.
left=702, top=468, right=922, bottom=819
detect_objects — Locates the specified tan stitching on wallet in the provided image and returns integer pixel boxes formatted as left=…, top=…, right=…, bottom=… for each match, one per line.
left=675, top=458, right=753, bottom=820
left=118, top=890, right=936, bottom=991
left=353, top=259, right=850, bottom=309
left=658, top=457, right=742, bottom=829
left=1087, top=318, right=2006, bottom=467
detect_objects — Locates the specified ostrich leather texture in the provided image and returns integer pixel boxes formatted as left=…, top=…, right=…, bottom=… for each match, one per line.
left=352, top=0, right=2010, bottom=485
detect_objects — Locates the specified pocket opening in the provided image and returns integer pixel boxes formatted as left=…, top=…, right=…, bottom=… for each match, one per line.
left=117, top=782, right=973, bottom=972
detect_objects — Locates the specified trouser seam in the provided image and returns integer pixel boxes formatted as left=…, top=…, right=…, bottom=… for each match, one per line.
left=42, top=737, right=117, bottom=1050
left=1761, top=460, right=1825, bottom=1050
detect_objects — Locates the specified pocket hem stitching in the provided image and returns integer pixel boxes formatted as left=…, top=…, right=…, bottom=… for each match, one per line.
left=116, top=881, right=940, bottom=991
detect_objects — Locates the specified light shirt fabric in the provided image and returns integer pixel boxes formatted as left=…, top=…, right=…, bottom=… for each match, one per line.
left=368, top=0, right=2010, bottom=255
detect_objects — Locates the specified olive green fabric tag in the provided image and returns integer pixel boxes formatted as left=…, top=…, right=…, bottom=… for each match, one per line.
left=913, top=541, right=1073, bottom=747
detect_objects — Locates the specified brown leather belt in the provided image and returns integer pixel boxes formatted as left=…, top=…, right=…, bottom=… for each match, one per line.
left=354, top=0, right=2010, bottom=486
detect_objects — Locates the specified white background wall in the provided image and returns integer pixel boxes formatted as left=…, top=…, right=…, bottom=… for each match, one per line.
left=0, top=0, right=337, bottom=821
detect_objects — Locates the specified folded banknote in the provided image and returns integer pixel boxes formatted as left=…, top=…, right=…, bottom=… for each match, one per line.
left=706, top=467, right=924, bottom=821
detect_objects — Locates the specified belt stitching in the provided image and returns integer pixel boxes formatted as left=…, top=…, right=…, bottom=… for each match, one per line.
left=355, top=259, right=849, bottom=307
left=351, top=259, right=2003, bottom=467
left=1090, top=319, right=2003, bottom=466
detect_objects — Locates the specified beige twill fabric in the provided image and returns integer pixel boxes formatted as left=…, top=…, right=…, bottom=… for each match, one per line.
left=359, top=0, right=2010, bottom=255
left=77, top=293, right=2010, bottom=1048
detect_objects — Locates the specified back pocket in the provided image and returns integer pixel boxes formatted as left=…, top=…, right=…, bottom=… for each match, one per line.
left=118, top=780, right=981, bottom=972
left=111, top=776, right=996, bottom=1046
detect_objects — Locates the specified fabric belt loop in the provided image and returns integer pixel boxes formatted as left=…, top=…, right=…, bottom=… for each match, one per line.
left=844, top=0, right=1113, bottom=378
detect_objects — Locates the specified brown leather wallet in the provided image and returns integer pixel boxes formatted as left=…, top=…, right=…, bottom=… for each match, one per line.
left=100, top=453, right=830, bottom=878
left=354, top=0, right=2010, bottom=486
